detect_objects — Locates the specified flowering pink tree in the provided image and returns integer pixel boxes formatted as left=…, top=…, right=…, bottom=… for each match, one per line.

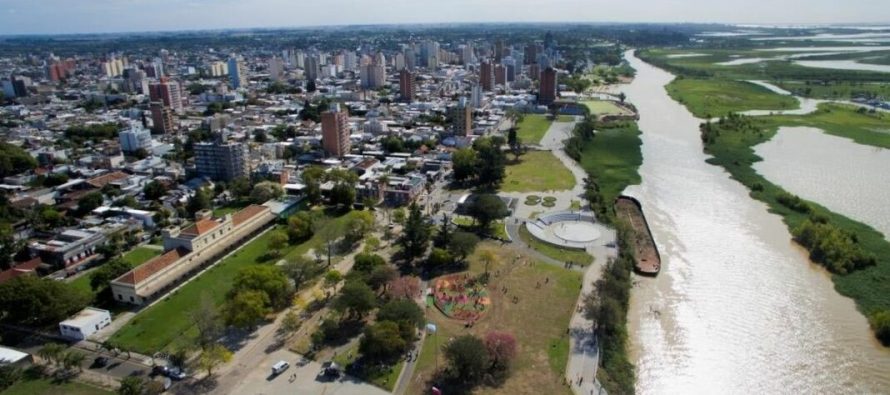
left=484, top=331, right=517, bottom=369
left=385, top=276, right=421, bottom=300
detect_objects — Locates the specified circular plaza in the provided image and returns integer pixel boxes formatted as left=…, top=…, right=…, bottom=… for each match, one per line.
left=524, top=211, right=603, bottom=250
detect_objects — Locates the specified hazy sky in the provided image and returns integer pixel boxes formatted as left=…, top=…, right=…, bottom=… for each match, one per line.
left=2, top=0, right=889, bottom=35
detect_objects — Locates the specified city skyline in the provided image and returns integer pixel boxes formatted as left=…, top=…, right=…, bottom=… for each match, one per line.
left=2, top=0, right=890, bottom=35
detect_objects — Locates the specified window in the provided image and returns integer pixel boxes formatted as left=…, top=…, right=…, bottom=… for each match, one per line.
left=129, top=296, right=134, bottom=302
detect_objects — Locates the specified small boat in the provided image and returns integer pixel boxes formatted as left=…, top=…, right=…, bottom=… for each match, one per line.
left=615, top=195, right=661, bottom=276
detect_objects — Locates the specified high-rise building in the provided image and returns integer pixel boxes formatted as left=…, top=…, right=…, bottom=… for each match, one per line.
left=118, top=123, right=152, bottom=153
left=228, top=56, right=247, bottom=89
left=470, top=84, right=483, bottom=108
left=524, top=44, right=539, bottom=65
left=480, top=60, right=494, bottom=91
left=47, top=58, right=76, bottom=82
left=360, top=63, right=385, bottom=90
left=450, top=97, right=473, bottom=137
left=461, top=44, right=475, bottom=65
left=495, top=39, right=505, bottom=62
left=194, top=139, right=250, bottom=182
left=148, top=77, right=183, bottom=113
left=539, top=67, right=558, bottom=105
left=103, top=57, right=125, bottom=77
left=150, top=102, right=177, bottom=134
left=421, top=41, right=440, bottom=67
left=2, top=76, right=29, bottom=98
left=494, top=64, right=507, bottom=86
left=268, top=57, right=284, bottom=81
left=343, top=51, right=357, bottom=72
left=404, top=48, right=416, bottom=70
left=303, top=56, right=319, bottom=82
left=394, top=53, right=406, bottom=71
left=208, top=61, right=228, bottom=77
left=399, top=69, right=415, bottom=103
left=321, top=103, right=351, bottom=158
left=529, top=63, right=541, bottom=81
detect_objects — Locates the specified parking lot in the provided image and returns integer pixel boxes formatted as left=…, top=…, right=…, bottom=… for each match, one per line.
left=226, top=349, right=390, bottom=395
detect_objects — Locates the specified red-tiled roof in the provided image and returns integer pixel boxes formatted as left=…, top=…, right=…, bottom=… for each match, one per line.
left=0, top=258, right=42, bottom=284
left=86, top=171, right=129, bottom=188
left=115, top=247, right=189, bottom=285
left=232, top=205, right=269, bottom=227
left=179, top=218, right=220, bottom=236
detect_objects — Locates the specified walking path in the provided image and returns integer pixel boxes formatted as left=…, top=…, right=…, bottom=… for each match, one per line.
left=500, top=115, right=614, bottom=395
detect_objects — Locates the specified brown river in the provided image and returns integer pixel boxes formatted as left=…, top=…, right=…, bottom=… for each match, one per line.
left=620, top=50, right=890, bottom=394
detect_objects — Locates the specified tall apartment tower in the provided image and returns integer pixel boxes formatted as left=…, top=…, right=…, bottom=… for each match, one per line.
left=450, top=97, right=473, bottom=137
left=148, top=77, right=183, bottom=113
left=480, top=60, right=494, bottom=92
left=194, top=140, right=250, bottom=181
left=494, top=64, right=507, bottom=86
left=228, top=56, right=247, bottom=89
left=150, top=102, right=177, bottom=134
left=539, top=67, right=558, bottom=105
left=399, top=69, right=415, bottom=102
left=321, top=103, right=351, bottom=158
left=304, top=56, right=319, bottom=82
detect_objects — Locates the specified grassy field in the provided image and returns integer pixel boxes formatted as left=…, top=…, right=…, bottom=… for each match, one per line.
left=502, top=151, right=575, bottom=193
left=665, top=78, right=799, bottom=118
left=515, top=115, right=552, bottom=144
left=0, top=370, right=111, bottom=395
left=702, top=111, right=890, bottom=338
left=407, top=243, right=580, bottom=395
left=69, top=246, right=161, bottom=295
left=518, top=225, right=593, bottom=266
left=110, top=209, right=365, bottom=354
left=582, top=100, right=631, bottom=116
left=764, top=103, right=890, bottom=148
left=776, top=81, right=890, bottom=100
left=452, top=216, right=509, bottom=240
left=578, top=122, right=643, bottom=204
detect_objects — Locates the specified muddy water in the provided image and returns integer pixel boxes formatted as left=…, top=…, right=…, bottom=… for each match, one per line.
left=620, top=50, right=890, bottom=394
left=754, top=126, right=890, bottom=239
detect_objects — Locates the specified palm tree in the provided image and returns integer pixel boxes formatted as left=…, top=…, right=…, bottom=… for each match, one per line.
left=62, top=351, right=86, bottom=372
left=37, top=343, right=65, bottom=366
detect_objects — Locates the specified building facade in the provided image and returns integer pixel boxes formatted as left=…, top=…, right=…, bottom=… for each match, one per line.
left=399, top=69, right=415, bottom=102
left=194, top=140, right=250, bottom=181
left=321, top=103, right=351, bottom=158
left=539, top=67, right=558, bottom=105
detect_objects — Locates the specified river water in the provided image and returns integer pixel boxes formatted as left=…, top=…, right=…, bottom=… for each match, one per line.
left=620, top=50, right=890, bottom=394
left=753, top=127, right=890, bottom=239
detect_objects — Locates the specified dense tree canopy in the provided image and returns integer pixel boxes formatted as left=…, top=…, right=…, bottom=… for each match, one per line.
left=0, top=276, right=91, bottom=326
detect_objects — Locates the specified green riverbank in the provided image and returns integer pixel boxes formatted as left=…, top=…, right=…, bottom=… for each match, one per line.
left=700, top=107, right=890, bottom=345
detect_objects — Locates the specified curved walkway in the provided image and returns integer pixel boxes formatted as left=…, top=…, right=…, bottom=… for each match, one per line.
left=501, top=116, right=616, bottom=395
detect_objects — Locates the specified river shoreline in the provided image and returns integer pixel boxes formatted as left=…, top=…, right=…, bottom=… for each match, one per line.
left=621, top=49, right=890, bottom=394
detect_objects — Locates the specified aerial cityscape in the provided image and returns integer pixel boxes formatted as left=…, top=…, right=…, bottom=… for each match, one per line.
left=0, top=1, right=890, bottom=395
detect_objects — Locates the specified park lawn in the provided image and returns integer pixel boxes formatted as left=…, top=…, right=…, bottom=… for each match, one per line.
left=665, top=78, right=799, bottom=118
left=515, top=114, right=552, bottom=144
left=702, top=112, right=890, bottom=337
left=408, top=243, right=579, bottom=395
left=69, top=246, right=162, bottom=295
left=0, top=370, right=112, bottom=395
left=502, top=151, right=575, bottom=193
left=452, top=216, right=509, bottom=241
left=518, top=224, right=593, bottom=266
left=578, top=122, right=643, bottom=204
left=582, top=100, right=629, bottom=116
left=110, top=209, right=365, bottom=354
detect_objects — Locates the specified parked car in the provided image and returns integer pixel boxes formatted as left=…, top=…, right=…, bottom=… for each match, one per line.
left=167, top=367, right=188, bottom=380
left=271, top=360, right=290, bottom=376
left=318, top=361, right=341, bottom=379
left=92, top=356, right=109, bottom=368
left=151, top=365, right=169, bottom=377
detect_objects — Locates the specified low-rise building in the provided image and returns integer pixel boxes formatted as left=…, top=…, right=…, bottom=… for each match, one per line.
left=110, top=204, right=276, bottom=305
left=59, top=307, right=112, bottom=340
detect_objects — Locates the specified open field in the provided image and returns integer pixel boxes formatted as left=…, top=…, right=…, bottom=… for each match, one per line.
left=765, top=103, right=890, bottom=149
left=702, top=111, right=890, bottom=336
left=776, top=81, right=890, bottom=100
left=666, top=78, right=799, bottom=118
left=502, top=151, right=575, bottom=193
left=578, top=122, right=643, bottom=204
left=110, top=209, right=365, bottom=354
left=582, top=100, right=631, bottom=116
left=515, top=114, right=552, bottom=144
left=407, top=243, right=580, bottom=395
left=518, top=225, right=593, bottom=266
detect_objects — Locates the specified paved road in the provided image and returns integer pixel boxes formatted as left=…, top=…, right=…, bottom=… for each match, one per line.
left=224, top=349, right=390, bottom=395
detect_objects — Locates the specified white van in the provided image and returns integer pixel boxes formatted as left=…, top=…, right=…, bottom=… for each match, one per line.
left=272, top=360, right=290, bottom=375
